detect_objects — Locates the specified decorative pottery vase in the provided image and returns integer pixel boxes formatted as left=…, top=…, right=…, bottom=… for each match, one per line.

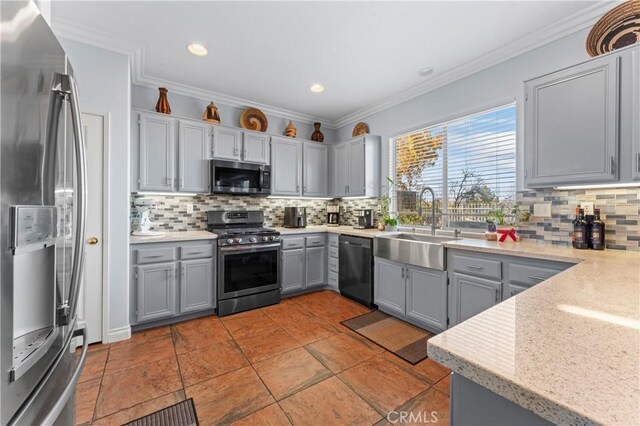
left=203, top=101, right=221, bottom=123
left=284, top=120, right=297, bottom=138
left=310, top=122, right=324, bottom=142
left=155, top=87, right=171, bottom=114
left=377, top=222, right=386, bottom=231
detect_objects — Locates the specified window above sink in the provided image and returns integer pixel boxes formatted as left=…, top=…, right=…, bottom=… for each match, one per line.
left=389, top=103, right=516, bottom=231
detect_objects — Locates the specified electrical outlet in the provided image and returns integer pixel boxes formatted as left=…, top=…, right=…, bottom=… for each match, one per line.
left=186, top=204, right=194, bottom=214
left=581, top=202, right=594, bottom=215
left=533, top=203, right=551, bottom=217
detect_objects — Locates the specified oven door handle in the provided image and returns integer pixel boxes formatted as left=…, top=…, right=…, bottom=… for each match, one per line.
left=219, top=243, right=281, bottom=253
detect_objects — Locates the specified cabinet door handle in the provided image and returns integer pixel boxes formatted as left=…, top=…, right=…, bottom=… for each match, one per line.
left=610, top=156, right=615, bottom=175
left=495, top=287, right=500, bottom=302
left=401, top=267, right=405, bottom=278
left=637, top=153, right=640, bottom=173
left=527, top=275, right=547, bottom=282
left=466, top=265, right=483, bottom=271
left=510, top=290, right=516, bottom=297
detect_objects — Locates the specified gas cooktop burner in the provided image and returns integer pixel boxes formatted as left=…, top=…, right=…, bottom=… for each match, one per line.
left=206, top=210, right=280, bottom=247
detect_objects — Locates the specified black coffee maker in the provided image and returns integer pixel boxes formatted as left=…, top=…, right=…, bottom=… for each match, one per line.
left=354, top=209, right=374, bottom=229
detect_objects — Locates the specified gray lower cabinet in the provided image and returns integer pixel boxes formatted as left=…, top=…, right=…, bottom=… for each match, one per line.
left=305, top=246, right=326, bottom=287
left=374, top=258, right=405, bottom=316
left=448, top=249, right=572, bottom=326
left=280, top=234, right=327, bottom=294
left=451, top=272, right=501, bottom=325
left=281, top=248, right=305, bottom=293
left=135, top=263, right=177, bottom=322
left=131, top=241, right=216, bottom=326
left=406, top=267, right=447, bottom=330
left=374, top=257, right=447, bottom=332
left=179, top=259, right=214, bottom=314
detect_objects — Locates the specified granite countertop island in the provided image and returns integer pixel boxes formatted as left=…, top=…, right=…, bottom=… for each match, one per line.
left=429, top=239, right=640, bottom=425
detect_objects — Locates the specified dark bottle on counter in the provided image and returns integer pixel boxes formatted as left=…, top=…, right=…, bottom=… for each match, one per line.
left=572, top=208, right=589, bottom=249
left=590, top=208, right=605, bottom=250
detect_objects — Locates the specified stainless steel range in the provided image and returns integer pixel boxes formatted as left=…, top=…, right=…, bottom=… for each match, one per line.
left=207, top=211, right=281, bottom=316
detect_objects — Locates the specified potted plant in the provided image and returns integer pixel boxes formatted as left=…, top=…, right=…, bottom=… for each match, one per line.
left=377, top=177, right=398, bottom=231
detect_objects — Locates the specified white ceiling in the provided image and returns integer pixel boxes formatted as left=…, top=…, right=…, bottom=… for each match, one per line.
left=51, top=1, right=609, bottom=126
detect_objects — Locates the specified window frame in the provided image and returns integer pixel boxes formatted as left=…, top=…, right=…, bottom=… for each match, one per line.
left=389, top=99, right=517, bottom=230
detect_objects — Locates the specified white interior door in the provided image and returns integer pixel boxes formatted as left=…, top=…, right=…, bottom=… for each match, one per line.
left=78, top=112, right=105, bottom=344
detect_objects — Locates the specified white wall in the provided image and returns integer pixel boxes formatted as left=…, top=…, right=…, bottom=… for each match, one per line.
left=335, top=28, right=593, bottom=192
left=59, top=38, right=131, bottom=340
left=132, top=85, right=338, bottom=143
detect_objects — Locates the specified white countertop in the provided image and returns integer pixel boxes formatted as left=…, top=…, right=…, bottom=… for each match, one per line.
left=428, top=239, right=640, bottom=425
left=129, top=230, right=217, bottom=244
left=275, top=225, right=388, bottom=238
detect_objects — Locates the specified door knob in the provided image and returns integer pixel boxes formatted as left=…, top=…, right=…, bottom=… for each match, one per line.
left=87, top=236, right=99, bottom=245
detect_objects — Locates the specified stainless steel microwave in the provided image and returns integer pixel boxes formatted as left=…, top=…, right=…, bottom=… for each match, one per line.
left=210, top=160, right=271, bottom=195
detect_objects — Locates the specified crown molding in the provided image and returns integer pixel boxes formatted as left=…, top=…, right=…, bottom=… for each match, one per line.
left=333, top=2, right=617, bottom=129
left=51, top=17, right=336, bottom=128
left=52, top=2, right=617, bottom=131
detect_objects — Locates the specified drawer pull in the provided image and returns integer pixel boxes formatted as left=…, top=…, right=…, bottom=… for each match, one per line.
left=187, top=251, right=204, bottom=254
left=145, top=255, right=163, bottom=258
left=527, top=275, right=547, bottom=282
left=467, top=265, right=484, bottom=270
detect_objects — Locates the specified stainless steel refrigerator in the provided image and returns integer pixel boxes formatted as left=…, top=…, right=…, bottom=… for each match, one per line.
left=1, top=1, right=89, bottom=424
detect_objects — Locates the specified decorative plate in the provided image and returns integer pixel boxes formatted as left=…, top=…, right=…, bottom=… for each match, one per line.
left=586, top=1, right=640, bottom=57
left=240, top=108, right=268, bottom=132
left=352, top=122, right=369, bottom=137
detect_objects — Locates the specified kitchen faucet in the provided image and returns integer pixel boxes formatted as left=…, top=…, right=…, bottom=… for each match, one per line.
left=417, top=186, right=437, bottom=236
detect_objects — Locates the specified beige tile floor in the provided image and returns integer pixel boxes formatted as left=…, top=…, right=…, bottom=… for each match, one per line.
left=76, top=290, right=451, bottom=425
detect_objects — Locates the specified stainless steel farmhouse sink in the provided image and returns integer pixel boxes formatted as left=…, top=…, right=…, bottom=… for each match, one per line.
left=374, top=233, right=459, bottom=271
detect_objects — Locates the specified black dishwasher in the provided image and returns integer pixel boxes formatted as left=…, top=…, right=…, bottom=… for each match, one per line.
left=338, top=235, right=374, bottom=307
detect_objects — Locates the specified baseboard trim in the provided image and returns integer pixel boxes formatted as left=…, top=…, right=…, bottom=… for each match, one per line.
left=106, top=325, right=131, bottom=343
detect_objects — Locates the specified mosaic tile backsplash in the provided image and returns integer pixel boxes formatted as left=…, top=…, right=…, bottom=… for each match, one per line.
left=516, top=187, right=640, bottom=251
left=130, top=195, right=380, bottom=231
left=131, top=187, right=639, bottom=251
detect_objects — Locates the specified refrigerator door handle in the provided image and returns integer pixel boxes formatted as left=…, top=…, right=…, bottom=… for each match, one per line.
left=55, top=73, right=88, bottom=325
left=41, top=327, right=88, bottom=425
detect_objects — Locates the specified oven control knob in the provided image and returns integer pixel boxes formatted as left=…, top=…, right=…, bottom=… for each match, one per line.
left=262, top=236, right=269, bottom=241
left=234, top=238, right=242, bottom=244
left=272, top=236, right=280, bottom=241
left=249, top=237, right=257, bottom=243
left=226, top=239, right=234, bottom=244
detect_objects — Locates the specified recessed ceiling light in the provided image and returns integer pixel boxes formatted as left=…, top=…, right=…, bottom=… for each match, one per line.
left=187, top=43, right=208, bottom=56
left=418, top=67, right=434, bottom=77
left=310, top=83, right=324, bottom=93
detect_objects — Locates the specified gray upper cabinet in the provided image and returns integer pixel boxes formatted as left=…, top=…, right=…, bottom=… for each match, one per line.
left=303, top=142, right=328, bottom=197
left=135, top=263, right=177, bottom=323
left=305, top=246, right=326, bottom=287
left=243, top=131, right=270, bottom=164
left=525, top=54, right=620, bottom=187
left=374, top=258, right=406, bottom=316
left=632, top=48, right=640, bottom=180
left=333, top=143, right=350, bottom=197
left=271, top=137, right=302, bottom=196
left=348, top=137, right=366, bottom=196
left=179, top=259, right=214, bottom=314
left=406, top=266, right=447, bottom=331
left=212, top=126, right=243, bottom=161
left=451, top=272, right=501, bottom=325
left=178, top=120, right=210, bottom=193
left=281, top=248, right=305, bottom=293
left=331, top=135, right=381, bottom=198
left=138, top=113, right=175, bottom=191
